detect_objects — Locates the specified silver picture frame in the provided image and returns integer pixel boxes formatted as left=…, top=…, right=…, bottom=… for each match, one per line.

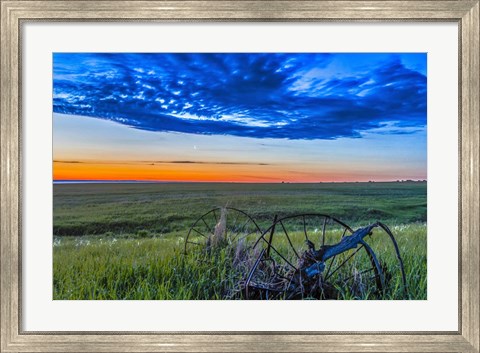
left=1, top=1, right=478, bottom=352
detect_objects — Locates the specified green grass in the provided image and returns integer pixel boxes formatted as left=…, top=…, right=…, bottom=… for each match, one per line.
left=53, top=236, right=237, bottom=300
left=53, top=182, right=427, bottom=300
left=53, top=181, right=427, bottom=235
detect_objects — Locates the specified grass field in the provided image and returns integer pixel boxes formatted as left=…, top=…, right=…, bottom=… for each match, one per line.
left=53, top=181, right=427, bottom=300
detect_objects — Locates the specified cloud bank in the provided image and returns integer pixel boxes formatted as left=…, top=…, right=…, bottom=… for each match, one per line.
left=53, top=53, right=426, bottom=140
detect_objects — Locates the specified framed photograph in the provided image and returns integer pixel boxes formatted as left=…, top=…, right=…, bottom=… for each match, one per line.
left=1, top=1, right=478, bottom=352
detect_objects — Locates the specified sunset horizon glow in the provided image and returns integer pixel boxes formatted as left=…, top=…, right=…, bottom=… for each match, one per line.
left=53, top=53, right=427, bottom=183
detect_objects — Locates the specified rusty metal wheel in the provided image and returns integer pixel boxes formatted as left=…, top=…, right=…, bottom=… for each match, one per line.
left=244, top=214, right=389, bottom=300
left=184, top=207, right=262, bottom=255
left=362, top=222, right=408, bottom=299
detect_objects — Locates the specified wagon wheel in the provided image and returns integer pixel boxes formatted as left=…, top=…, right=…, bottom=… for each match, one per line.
left=244, top=214, right=388, bottom=300
left=184, top=207, right=262, bottom=255
left=359, top=222, right=408, bottom=299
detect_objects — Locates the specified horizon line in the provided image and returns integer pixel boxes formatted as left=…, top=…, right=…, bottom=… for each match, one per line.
left=53, top=179, right=427, bottom=184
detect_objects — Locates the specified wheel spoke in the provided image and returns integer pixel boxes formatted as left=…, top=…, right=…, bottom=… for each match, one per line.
left=232, top=218, right=251, bottom=241
left=302, top=215, right=309, bottom=242
left=236, top=228, right=259, bottom=242
left=279, top=220, right=300, bottom=259
left=186, top=240, right=203, bottom=246
left=231, top=211, right=240, bottom=233
left=201, top=217, right=213, bottom=234
left=321, top=216, right=327, bottom=246
left=192, top=228, right=208, bottom=238
left=259, top=236, right=298, bottom=270
left=325, top=245, right=364, bottom=281
left=325, top=255, right=337, bottom=279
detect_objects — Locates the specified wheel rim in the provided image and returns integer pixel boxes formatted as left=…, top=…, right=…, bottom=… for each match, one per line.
left=184, top=207, right=262, bottom=255
left=245, top=214, right=387, bottom=299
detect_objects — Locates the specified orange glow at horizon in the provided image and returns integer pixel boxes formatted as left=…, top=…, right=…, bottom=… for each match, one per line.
left=53, top=114, right=427, bottom=184
left=53, top=160, right=423, bottom=183
left=53, top=161, right=320, bottom=183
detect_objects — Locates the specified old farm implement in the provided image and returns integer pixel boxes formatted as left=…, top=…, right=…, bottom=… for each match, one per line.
left=184, top=207, right=408, bottom=300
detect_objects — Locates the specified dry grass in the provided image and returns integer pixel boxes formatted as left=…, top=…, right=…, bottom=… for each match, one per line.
left=210, top=207, right=227, bottom=248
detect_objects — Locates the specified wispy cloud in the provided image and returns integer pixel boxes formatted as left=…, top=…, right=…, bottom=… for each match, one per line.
left=54, top=159, right=269, bottom=166
left=53, top=53, right=426, bottom=140
left=151, top=161, right=270, bottom=165
left=53, top=160, right=83, bottom=164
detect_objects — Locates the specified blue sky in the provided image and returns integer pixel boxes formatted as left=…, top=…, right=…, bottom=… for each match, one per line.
left=53, top=53, right=426, bottom=140
left=53, top=53, right=427, bottom=182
